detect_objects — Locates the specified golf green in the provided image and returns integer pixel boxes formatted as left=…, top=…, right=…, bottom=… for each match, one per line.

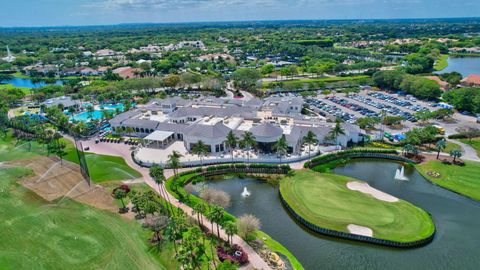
left=0, top=167, right=166, bottom=270
left=280, top=170, right=435, bottom=242
left=417, top=160, right=480, bottom=201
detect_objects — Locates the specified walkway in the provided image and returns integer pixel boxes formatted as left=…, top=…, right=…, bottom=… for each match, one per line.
left=448, top=139, right=479, bottom=161
left=76, top=139, right=272, bottom=270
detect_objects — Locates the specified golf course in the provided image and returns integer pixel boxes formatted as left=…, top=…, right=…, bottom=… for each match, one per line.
left=279, top=170, right=435, bottom=243
left=0, top=166, right=169, bottom=270
left=417, top=160, right=480, bottom=201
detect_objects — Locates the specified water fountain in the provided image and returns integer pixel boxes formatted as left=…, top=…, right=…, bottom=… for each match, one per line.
left=394, top=166, right=409, bottom=181
left=241, top=186, right=251, bottom=197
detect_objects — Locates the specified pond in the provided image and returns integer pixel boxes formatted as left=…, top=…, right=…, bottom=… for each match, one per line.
left=437, top=57, right=480, bottom=77
left=195, top=160, right=480, bottom=270
left=1, top=77, right=63, bottom=88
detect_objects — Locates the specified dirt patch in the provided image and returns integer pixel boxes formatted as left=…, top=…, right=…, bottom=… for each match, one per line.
left=347, top=181, right=399, bottom=202
left=7, top=156, right=119, bottom=214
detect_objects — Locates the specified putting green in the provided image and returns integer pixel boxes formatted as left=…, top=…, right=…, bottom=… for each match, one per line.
left=417, top=160, right=480, bottom=201
left=280, top=170, right=435, bottom=242
left=0, top=167, right=166, bottom=270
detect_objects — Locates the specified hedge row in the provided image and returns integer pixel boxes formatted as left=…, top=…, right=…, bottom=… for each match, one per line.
left=279, top=190, right=435, bottom=248
left=305, top=148, right=399, bottom=168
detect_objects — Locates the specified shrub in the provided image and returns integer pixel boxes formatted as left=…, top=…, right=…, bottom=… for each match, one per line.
left=217, top=244, right=249, bottom=265
left=237, top=214, right=261, bottom=239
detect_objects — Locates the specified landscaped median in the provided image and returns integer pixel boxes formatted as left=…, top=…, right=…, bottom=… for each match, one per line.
left=279, top=170, right=435, bottom=247
left=165, top=163, right=305, bottom=270
left=416, top=160, right=480, bottom=201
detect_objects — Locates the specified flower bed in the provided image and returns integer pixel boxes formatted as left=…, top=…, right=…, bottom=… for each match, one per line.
left=217, top=244, right=249, bottom=265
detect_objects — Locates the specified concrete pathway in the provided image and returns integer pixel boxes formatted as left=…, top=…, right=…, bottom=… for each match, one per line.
left=76, top=139, right=272, bottom=270
left=448, top=139, right=479, bottom=161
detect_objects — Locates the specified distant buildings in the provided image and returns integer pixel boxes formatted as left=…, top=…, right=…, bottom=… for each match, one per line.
left=113, top=67, right=142, bottom=79
left=461, top=74, right=480, bottom=87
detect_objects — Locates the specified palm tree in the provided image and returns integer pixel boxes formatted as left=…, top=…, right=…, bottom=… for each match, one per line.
left=149, top=165, right=173, bottom=215
left=223, top=221, right=238, bottom=246
left=192, top=203, right=206, bottom=228
left=327, top=118, right=345, bottom=146
left=191, top=140, right=209, bottom=167
left=167, top=150, right=183, bottom=179
left=225, top=131, right=238, bottom=163
left=302, top=131, right=318, bottom=160
left=241, top=131, right=256, bottom=163
left=273, top=134, right=288, bottom=163
left=435, top=139, right=446, bottom=159
left=450, top=149, right=462, bottom=163
left=210, top=205, right=224, bottom=239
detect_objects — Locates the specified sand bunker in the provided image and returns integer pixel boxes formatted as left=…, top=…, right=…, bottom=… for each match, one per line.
left=347, top=224, right=373, bottom=237
left=346, top=181, right=399, bottom=202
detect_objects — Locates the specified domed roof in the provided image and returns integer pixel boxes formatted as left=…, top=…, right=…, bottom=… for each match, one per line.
left=250, top=123, right=283, bottom=143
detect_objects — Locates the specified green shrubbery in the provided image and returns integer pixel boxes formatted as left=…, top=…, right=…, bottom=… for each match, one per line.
left=305, top=148, right=399, bottom=168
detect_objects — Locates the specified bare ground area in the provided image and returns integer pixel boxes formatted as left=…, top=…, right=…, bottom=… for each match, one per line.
left=7, top=156, right=119, bottom=214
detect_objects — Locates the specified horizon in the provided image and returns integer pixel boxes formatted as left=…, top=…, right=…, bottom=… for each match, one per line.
left=2, top=0, right=480, bottom=27
left=2, top=16, right=480, bottom=29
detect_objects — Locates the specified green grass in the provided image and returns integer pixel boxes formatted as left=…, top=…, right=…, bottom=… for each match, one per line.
left=416, top=160, right=480, bottom=201
left=444, top=141, right=461, bottom=153
left=262, top=75, right=370, bottom=88
left=62, top=138, right=142, bottom=182
left=0, top=83, right=31, bottom=95
left=280, top=170, right=435, bottom=242
left=0, top=132, right=141, bottom=182
left=459, top=138, right=480, bottom=157
left=0, top=166, right=167, bottom=270
left=433, top=54, right=449, bottom=71
left=256, top=231, right=304, bottom=270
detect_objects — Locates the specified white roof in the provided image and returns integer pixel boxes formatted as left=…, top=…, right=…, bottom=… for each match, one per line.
left=144, top=130, right=174, bottom=141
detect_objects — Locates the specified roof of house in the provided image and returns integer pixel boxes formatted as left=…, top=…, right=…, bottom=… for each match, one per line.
left=461, top=74, right=480, bottom=85
left=42, top=96, right=78, bottom=108
left=122, top=119, right=159, bottom=130
left=184, top=122, right=231, bottom=139
left=250, top=123, right=283, bottom=138
left=144, top=130, right=174, bottom=141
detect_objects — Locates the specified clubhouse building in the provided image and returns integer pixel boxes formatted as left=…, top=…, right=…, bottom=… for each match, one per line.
left=109, top=96, right=365, bottom=155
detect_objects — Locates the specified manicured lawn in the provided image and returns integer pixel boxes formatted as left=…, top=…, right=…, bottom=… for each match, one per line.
left=0, top=167, right=166, bottom=270
left=433, top=54, right=449, bottom=71
left=61, top=141, right=142, bottom=182
left=280, top=170, right=435, bottom=242
left=417, top=160, right=480, bottom=201
left=444, top=141, right=461, bottom=153
left=459, top=138, right=480, bottom=157
left=0, top=132, right=142, bottom=182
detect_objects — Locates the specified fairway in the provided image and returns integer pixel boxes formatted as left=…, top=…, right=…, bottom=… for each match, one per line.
left=417, top=160, right=480, bottom=201
left=280, top=170, right=435, bottom=242
left=0, top=167, right=165, bottom=270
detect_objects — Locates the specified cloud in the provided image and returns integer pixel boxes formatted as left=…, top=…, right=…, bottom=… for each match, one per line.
left=85, top=0, right=284, bottom=11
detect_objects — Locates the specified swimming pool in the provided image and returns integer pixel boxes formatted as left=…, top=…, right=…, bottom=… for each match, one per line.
left=69, top=103, right=133, bottom=122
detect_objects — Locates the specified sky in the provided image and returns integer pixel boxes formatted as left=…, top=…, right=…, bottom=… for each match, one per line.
left=1, top=0, right=480, bottom=27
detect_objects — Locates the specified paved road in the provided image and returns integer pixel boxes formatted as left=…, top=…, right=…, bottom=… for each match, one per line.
left=77, top=139, right=272, bottom=270
left=448, top=139, right=479, bottom=161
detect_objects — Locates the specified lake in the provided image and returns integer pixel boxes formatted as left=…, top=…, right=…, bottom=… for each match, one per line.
left=197, top=160, right=480, bottom=270
left=437, top=57, right=480, bottom=77
left=1, top=77, right=64, bottom=88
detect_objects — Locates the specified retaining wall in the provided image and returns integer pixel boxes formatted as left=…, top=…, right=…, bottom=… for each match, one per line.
left=279, top=189, right=435, bottom=248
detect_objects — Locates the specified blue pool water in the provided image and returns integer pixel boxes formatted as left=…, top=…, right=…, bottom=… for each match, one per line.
left=69, top=103, right=127, bottom=122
